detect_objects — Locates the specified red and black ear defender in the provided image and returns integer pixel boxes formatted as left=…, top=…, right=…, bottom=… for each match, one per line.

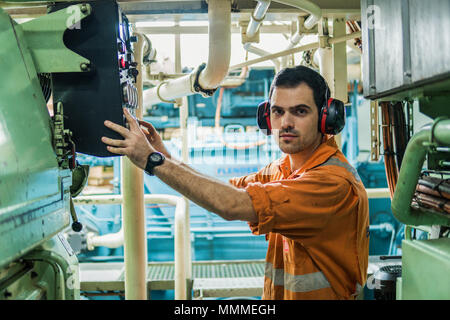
left=257, top=101, right=272, bottom=136
left=256, top=85, right=345, bottom=136
left=318, top=86, right=346, bottom=135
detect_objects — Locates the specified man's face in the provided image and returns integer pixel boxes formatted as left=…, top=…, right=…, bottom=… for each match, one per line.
left=269, top=83, right=322, bottom=154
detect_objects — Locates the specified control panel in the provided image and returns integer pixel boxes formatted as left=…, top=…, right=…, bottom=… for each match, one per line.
left=50, top=0, right=139, bottom=157
left=118, top=12, right=139, bottom=115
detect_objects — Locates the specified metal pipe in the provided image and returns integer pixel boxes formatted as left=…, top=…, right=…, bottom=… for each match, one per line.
left=197, top=0, right=231, bottom=89
left=175, top=23, right=192, bottom=299
left=143, top=0, right=231, bottom=107
left=122, top=34, right=147, bottom=300
left=317, top=46, right=334, bottom=94
left=229, top=31, right=362, bottom=71
left=281, top=32, right=304, bottom=68
left=366, top=188, right=390, bottom=199
left=246, top=0, right=271, bottom=39
left=23, top=250, right=72, bottom=300
left=76, top=194, right=189, bottom=299
left=244, top=42, right=280, bottom=73
left=74, top=184, right=387, bottom=206
left=272, top=0, right=322, bottom=29
left=391, top=119, right=450, bottom=227
left=275, top=0, right=322, bottom=68
left=245, top=1, right=321, bottom=70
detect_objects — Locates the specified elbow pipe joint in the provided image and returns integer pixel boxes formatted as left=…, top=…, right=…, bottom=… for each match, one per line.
left=391, top=118, right=450, bottom=227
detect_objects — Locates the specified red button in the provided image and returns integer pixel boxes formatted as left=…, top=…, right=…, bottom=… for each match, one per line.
left=119, top=58, right=126, bottom=68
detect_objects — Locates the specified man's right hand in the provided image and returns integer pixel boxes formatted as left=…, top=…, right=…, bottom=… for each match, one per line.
left=138, top=120, right=172, bottom=159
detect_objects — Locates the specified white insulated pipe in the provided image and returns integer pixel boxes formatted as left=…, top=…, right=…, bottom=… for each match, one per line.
left=244, top=42, right=280, bottom=73
left=143, top=0, right=231, bottom=108
left=273, top=0, right=322, bottom=26
left=122, top=33, right=147, bottom=300
left=197, top=0, right=232, bottom=90
left=230, top=31, right=361, bottom=71
left=246, top=0, right=271, bottom=39
left=244, top=0, right=321, bottom=70
left=276, top=0, right=322, bottom=68
left=316, top=46, right=334, bottom=96
left=175, top=25, right=192, bottom=298
left=86, top=228, right=124, bottom=250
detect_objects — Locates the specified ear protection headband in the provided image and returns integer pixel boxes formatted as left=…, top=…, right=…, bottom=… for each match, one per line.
left=257, top=83, right=345, bottom=136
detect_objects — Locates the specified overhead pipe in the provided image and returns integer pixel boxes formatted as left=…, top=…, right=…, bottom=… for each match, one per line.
left=281, top=20, right=316, bottom=68
left=76, top=194, right=190, bottom=299
left=246, top=0, right=271, bottom=39
left=316, top=45, right=334, bottom=95
left=244, top=42, right=281, bottom=73
left=143, top=0, right=231, bottom=108
left=391, top=118, right=450, bottom=227
left=277, top=0, right=322, bottom=68
left=229, top=31, right=361, bottom=71
left=243, top=0, right=321, bottom=71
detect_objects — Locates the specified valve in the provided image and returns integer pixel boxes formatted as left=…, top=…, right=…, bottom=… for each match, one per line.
left=69, top=197, right=83, bottom=232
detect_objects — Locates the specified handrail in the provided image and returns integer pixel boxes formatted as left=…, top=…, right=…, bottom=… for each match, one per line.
left=74, top=194, right=189, bottom=299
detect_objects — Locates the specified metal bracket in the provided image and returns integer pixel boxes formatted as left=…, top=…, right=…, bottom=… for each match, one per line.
left=297, top=16, right=318, bottom=34
left=19, top=3, right=92, bottom=73
left=239, top=20, right=260, bottom=44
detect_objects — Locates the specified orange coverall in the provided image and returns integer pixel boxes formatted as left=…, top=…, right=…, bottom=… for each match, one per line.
left=230, top=136, right=369, bottom=299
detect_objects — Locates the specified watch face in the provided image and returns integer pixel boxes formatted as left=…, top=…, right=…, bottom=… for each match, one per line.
left=150, top=152, right=162, bottom=162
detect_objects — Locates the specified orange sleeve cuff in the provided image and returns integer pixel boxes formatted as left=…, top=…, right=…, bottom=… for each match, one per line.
left=229, top=177, right=239, bottom=188
left=245, top=182, right=276, bottom=235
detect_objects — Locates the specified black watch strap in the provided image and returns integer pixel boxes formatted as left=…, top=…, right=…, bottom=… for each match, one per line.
left=144, top=152, right=165, bottom=176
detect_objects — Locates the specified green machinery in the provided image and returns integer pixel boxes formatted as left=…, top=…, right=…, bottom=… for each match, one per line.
left=0, top=1, right=93, bottom=299
left=362, top=0, right=450, bottom=299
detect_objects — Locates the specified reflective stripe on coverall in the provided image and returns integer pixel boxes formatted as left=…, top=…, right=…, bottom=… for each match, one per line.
left=230, top=136, right=369, bottom=300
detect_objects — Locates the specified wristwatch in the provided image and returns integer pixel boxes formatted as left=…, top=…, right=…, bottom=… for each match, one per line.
left=144, top=152, right=165, bottom=176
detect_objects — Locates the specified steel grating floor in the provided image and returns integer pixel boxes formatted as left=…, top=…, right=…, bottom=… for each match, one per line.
left=79, top=260, right=266, bottom=298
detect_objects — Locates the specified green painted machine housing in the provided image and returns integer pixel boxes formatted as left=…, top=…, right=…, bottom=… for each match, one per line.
left=0, top=8, right=72, bottom=269
left=398, top=238, right=450, bottom=299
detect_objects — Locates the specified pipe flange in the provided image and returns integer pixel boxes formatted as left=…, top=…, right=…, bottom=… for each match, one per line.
left=192, top=63, right=218, bottom=97
left=251, top=11, right=266, bottom=23
left=156, top=81, right=177, bottom=104
left=430, top=116, right=449, bottom=146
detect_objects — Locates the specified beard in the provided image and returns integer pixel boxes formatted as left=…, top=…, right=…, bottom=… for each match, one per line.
left=277, top=137, right=305, bottom=154
left=273, top=129, right=304, bottom=154
left=273, top=128, right=321, bottom=154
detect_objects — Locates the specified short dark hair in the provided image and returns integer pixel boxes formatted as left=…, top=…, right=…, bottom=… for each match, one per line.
left=269, top=65, right=329, bottom=112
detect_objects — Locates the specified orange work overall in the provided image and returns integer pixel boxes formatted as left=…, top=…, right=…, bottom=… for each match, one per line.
left=230, top=136, right=369, bottom=299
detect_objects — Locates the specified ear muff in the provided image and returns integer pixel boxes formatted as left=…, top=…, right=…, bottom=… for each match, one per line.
left=319, top=98, right=346, bottom=135
left=257, top=101, right=272, bottom=135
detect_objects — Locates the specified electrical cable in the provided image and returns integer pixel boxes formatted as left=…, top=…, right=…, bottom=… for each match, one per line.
left=391, top=101, right=408, bottom=171
left=381, top=102, right=398, bottom=199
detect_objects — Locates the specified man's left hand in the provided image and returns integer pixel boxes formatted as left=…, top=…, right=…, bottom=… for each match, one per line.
left=102, top=108, right=154, bottom=170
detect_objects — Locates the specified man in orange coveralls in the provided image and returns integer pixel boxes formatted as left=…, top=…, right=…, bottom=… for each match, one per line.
left=102, top=66, right=370, bottom=300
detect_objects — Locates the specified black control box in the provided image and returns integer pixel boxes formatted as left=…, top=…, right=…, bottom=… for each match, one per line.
left=50, top=0, right=138, bottom=157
